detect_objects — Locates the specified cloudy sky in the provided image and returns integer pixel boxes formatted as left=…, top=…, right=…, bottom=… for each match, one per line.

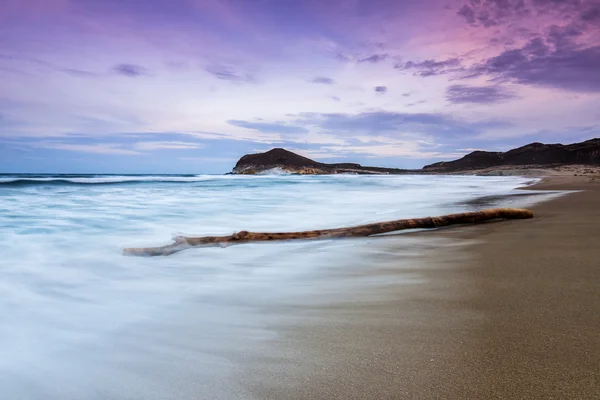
left=1, top=0, right=599, bottom=173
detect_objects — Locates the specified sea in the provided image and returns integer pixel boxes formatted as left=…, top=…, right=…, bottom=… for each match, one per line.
left=0, top=173, right=560, bottom=399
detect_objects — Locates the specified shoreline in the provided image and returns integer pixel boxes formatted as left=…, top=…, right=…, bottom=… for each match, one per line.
left=246, top=174, right=600, bottom=399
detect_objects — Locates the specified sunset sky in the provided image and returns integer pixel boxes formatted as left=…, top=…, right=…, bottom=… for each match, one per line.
left=1, top=0, right=599, bottom=173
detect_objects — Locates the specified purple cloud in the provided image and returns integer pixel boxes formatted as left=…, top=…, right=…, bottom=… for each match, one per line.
left=546, top=23, right=583, bottom=50
left=228, top=120, right=308, bottom=134
left=580, top=4, right=600, bottom=23
left=291, top=111, right=511, bottom=139
left=60, top=68, right=99, bottom=78
left=374, top=86, right=388, bottom=94
left=521, top=37, right=550, bottom=57
left=458, top=4, right=477, bottom=25
left=463, top=41, right=600, bottom=92
left=456, top=0, right=600, bottom=30
left=1, top=54, right=98, bottom=77
left=113, top=64, right=145, bottom=77
left=335, top=52, right=390, bottom=64
left=395, top=57, right=462, bottom=76
left=405, top=100, right=427, bottom=107
left=358, top=54, right=389, bottom=63
left=446, top=84, right=518, bottom=104
left=456, top=0, right=532, bottom=28
left=453, top=0, right=600, bottom=93
left=205, top=65, right=256, bottom=83
left=311, top=76, right=335, bottom=84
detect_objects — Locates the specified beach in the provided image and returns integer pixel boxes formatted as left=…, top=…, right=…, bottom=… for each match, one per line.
left=247, top=174, right=600, bottom=399
left=0, top=173, right=598, bottom=399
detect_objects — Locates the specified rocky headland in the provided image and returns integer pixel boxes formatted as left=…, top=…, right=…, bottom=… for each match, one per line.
left=231, top=148, right=410, bottom=175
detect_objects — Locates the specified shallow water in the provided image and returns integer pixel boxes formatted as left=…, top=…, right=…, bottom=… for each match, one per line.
left=0, top=174, right=557, bottom=398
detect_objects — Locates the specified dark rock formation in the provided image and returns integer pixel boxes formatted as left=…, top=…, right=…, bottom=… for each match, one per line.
left=423, top=138, right=600, bottom=172
left=232, top=148, right=409, bottom=175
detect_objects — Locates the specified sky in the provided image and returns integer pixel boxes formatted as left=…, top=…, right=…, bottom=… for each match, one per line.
left=1, top=0, right=599, bottom=174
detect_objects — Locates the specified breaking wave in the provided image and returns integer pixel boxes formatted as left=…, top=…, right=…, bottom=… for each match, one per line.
left=0, top=175, right=223, bottom=187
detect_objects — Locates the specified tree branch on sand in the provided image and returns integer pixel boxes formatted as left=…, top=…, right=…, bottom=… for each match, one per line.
left=123, top=208, right=533, bottom=257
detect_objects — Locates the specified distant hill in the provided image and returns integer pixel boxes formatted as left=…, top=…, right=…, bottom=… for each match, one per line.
left=423, top=138, right=600, bottom=172
left=231, top=148, right=409, bottom=174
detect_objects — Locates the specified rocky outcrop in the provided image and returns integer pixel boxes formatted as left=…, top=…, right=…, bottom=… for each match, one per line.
left=231, top=148, right=409, bottom=175
left=423, top=138, right=600, bottom=172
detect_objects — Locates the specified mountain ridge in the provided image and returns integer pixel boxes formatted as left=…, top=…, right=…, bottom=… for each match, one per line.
left=423, top=138, right=600, bottom=172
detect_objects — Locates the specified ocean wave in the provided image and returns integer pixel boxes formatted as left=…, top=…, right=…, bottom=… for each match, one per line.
left=0, top=174, right=331, bottom=187
left=255, top=167, right=291, bottom=175
left=0, top=176, right=222, bottom=187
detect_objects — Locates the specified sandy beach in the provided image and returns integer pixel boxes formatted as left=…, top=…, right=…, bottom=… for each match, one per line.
left=247, top=174, right=600, bottom=399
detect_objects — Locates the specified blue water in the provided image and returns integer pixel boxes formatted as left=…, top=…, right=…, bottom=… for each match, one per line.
left=0, top=173, right=549, bottom=399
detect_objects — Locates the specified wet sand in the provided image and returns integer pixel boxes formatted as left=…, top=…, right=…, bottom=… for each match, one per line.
left=247, top=175, right=600, bottom=399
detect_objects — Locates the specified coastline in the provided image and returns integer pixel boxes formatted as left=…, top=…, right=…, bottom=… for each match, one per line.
left=245, top=174, right=600, bottom=399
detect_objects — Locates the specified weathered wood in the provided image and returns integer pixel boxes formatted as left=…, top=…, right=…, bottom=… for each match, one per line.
left=123, top=208, right=533, bottom=257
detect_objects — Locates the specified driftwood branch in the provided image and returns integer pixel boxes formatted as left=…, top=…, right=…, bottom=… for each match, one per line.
left=123, top=208, right=533, bottom=257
